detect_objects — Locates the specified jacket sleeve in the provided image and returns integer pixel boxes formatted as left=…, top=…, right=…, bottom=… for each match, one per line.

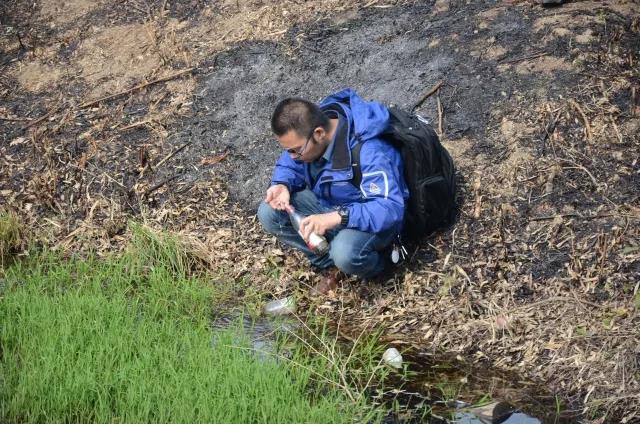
left=270, top=151, right=307, bottom=193
left=346, top=140, right=406, bottom=233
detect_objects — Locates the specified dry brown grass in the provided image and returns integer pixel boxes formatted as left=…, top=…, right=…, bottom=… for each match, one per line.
left=0, top=211, right=25, bottom=269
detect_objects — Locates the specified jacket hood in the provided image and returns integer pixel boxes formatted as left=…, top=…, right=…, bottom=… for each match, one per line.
left=319, top=88, right=389, bottom=141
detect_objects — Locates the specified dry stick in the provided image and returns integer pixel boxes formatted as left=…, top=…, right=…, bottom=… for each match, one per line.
left=541, top=107, right=562, bottom=155
left=531, top=213, right=639, bottom=221
left=70, top=162, right=129, bottom=194
left=154, top=142, right=191, bottom=169
left=0, top=116, right=31, bottom=122
left=530, top=213, right=584, bottom=221
left=21, top=106, right=63, bottom=130
left=500, top=51, right=548, bottom=64
left=412, top=80, right=444, bottom=111
left=16, top=32, right=27, bottom=50
left=508, top=296, right=605, bottom=314
left=144, top=173, right=181, bottom=196
left=568, top=99, right=593, bottom=142
left=436, top=89, right=444, bottom=137
left=558, top=157, right=599, bottom=187
left=79, top=68, right=195, bottom=109
left=22, top=68, right=193, bottom=132
left=120, top=119, right=152, bottom=131
left=610, top=117, right=623, bottom=143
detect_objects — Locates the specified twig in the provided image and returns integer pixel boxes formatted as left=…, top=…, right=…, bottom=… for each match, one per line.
left=0, top=116, right=31, bottom=122
left=144, top=173, right=181, bottom=196
left=154, top=142, right=191, bottom=169
left=558, top=158, right=598, bottom=187
left=436, top=89, right=444, bottom=137
left=16, top=32, right=27, bottom=51
left=71, top=162, right=129, bottom=191
left=79, top=68, right=195, bottom=109
left=412, top=80, right=444, bottom=111
left=568, top=99, right=593, bottom=142
left=500, top=51, right=548, bottom=64
left=21, top=106, right=63, bottom=130
left=541, top=107, right=562, bottom=155
left=119, top=119, right=152, bottom=131
left=610, top=117, right=623, bottom=143
left=530, top=213, right=638, bottom=221
left=529, top=213, right=579, bottom=221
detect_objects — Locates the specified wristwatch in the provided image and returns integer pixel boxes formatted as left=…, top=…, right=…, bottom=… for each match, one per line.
left=337, top=207, right=350, bottom=226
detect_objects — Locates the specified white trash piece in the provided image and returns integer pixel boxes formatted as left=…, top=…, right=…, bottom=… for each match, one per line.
left=263, top=296, right=296, bottom=316
left=391, top=246, right=400, bottom=264
left=382, top=347, right=403, bottom=369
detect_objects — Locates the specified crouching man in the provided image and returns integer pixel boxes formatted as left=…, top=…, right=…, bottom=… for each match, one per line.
left=258, top=89, right=409, bottom=294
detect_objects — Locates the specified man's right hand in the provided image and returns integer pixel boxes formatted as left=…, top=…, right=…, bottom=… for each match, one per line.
left=265, top=184, right=290, bottom=210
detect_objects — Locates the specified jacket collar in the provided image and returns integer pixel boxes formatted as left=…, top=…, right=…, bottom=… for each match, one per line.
left=321, top=103, right=352, bottom=171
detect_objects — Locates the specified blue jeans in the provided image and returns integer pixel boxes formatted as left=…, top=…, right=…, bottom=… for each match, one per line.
left=257, top=189, right=397, bottom=279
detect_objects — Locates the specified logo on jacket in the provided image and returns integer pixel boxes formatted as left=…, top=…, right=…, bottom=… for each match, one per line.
left=368, top=182, right=381, bottom=195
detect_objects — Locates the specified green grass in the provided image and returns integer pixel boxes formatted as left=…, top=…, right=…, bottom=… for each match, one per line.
left=0, top=226, right=380, bottom=423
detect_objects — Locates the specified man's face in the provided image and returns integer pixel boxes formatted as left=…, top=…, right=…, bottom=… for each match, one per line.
left=277, top=129, right=324, bottom=162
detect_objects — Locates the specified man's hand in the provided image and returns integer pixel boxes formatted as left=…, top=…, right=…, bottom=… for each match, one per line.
left=265, top=184, right=290, bottom=210
left=300, top=212, right=341, bottom=239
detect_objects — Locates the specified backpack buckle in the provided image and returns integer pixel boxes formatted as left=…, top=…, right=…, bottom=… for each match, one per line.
left=390, top=235, right=408, bottom=264
left=415, top=114, right=431, bottom=125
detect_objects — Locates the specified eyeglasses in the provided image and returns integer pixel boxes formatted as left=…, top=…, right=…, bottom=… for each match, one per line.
left=286, top=131, right=314, bottom=158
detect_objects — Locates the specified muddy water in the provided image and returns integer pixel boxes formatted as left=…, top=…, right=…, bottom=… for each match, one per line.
left=377, top=350, right=576, bottom=423
left=212, top=314, right=570, bottom=423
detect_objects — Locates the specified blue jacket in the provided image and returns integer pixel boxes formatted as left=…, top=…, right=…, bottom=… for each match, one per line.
left=270, top=89, right=409, bottom=234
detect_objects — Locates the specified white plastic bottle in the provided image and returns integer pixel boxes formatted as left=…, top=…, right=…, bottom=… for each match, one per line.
left=285, top=205, right=329, bottom=256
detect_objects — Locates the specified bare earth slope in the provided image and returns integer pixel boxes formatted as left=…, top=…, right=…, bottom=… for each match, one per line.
left=1, top=0, right=639, bottom=421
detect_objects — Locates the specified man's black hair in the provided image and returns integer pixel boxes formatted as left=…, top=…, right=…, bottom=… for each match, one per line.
left=271, top=97, right=330, bottom=137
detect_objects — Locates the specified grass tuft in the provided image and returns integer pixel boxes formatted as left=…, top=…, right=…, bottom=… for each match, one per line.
left=0, top=210, right=24, bottom=270
left=0, top=227, right=379, bottom=423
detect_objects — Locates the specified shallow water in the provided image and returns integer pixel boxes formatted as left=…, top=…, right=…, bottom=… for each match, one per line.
left=211, top=312, right=299, bottom=361
left=210, top=313, right=568, bottom=423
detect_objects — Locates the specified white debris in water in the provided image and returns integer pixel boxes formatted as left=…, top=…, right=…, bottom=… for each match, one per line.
left=382, top=347, right=403, bottom=369
left=263, top=296, right=296, bottom=316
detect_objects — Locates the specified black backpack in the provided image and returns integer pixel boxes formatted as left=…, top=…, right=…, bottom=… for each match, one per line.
left=351, top=107, right=457, bottom=241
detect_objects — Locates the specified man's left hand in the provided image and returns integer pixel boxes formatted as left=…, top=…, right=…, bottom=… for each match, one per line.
left=300, top=212, right=341, bottom=240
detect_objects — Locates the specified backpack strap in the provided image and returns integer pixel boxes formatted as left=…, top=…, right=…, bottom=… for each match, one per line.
left=351, top=141, right=363, bottom=188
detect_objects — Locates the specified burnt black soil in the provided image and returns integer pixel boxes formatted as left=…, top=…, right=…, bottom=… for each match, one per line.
left=173, top=2, right=578, bottom=209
